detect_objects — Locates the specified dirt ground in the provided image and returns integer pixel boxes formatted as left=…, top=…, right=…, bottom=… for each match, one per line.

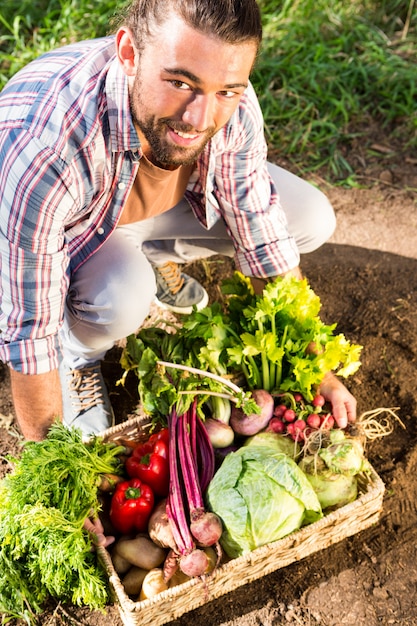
left=1, top=146, right=416, bottom=626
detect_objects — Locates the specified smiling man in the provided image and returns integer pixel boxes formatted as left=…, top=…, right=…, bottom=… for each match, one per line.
left=0, top=0, right=356, bottom=441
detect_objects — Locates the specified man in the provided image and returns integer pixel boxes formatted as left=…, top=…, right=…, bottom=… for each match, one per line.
left=0, top=0, right=356, bottom=441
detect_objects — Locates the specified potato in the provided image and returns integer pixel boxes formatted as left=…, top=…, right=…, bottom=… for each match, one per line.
left=203, top=546, right=218, bottom=574
left=138, top=568, right=169, bottom=601
left=111, top=551, right=132, bottom=575
left=111, top=535, right=135, bottom=574
left=116, top=535, right=167, bottom=570
left=121, top=566, right=148, bottom=596
left=169, top=569, right=191, bottom=588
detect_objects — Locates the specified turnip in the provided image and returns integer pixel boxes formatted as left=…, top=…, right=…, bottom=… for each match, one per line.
left=204, top=418, right=235, bottom=448
left=229, top=389, right=274, bottom=436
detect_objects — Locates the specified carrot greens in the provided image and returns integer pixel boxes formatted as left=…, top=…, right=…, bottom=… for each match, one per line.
left=0, top=421, right=125, bottom=623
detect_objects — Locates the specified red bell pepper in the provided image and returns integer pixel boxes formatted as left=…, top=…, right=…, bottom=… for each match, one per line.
left=109, top=477, right=154, bottom=535
left=125, top=428, right=170, bottom=498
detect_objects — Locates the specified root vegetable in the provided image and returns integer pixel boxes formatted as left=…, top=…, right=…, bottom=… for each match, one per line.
left=230, top=389, right=274, bottom=436
left=306, top=414, right=321, bottom=429
left=169, top=569, right=191, bottom=588
left=115, top=535, right=166, bottom=570
left=178, top=548, right=209, bottom=578
left=203, top=546, right=218, bottom=574
left=267, top=417, right=286, bottom=433
left=204, top=418, right=235, bottom=448
left=190, top=510, right=223, bottom=548
left=162, top=549, right=179, bottom=582
left=121, top=567, right=148, bottom=596
left=166, top=402, right=222, bottom=578
left=111, top=551, right=132, bottom=575
left=97, top=473, right=125, bottom=493
left=139, top=568, right=169, bottom=601
left=148, top=499, right=177, bottom=550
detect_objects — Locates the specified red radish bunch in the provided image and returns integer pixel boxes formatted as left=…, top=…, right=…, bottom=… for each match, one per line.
left=266, top=392, right=335, bottom=442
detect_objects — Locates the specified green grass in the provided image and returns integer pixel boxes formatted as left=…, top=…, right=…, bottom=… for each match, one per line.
left=254, top=0, right=417, bottom=179
left=0, top=0, right=415, bottom=182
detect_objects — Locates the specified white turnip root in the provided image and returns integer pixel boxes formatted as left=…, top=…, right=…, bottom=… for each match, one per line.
left=230, top=389, right=274, bottom=436
left=204, top=418, right=235, bottom=448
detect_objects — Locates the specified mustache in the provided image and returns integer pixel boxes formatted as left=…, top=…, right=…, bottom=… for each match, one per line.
left=162, top=119, right=215, bottom=136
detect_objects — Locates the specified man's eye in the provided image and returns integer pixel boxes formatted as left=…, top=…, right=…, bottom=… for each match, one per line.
left=219, top=90, right=239, bottom=98
left=171, top=80, right=190, bottom=90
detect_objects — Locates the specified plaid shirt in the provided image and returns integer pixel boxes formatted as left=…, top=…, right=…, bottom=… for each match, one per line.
left=0, top=37, right=299, bottom=374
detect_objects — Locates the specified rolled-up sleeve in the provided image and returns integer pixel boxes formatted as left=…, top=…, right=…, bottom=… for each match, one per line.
left=0, top=128, right=74, bottom=374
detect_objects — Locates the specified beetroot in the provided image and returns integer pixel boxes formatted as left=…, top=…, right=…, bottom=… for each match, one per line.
left=166, top=402, right=223, bottom=577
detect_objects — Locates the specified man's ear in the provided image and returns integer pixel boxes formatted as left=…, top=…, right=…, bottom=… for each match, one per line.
left=115, top=27, right=137, bottom=77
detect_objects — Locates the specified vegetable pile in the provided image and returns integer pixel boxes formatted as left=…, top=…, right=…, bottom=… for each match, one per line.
left=112, top=273, right=367, bottom=569
left=0, top=274, right=371, bottom=619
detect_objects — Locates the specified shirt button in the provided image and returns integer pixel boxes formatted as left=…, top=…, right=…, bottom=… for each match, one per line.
left=97, top=227, right=105, bottom=235
left=118, top=182, right=126, bottom=190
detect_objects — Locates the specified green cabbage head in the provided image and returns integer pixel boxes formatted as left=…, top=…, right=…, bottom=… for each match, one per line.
left=206, top=445, right=322, bottom=558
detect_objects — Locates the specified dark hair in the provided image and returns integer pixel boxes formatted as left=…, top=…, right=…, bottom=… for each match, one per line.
left=117, top=0, right=262, bottom=52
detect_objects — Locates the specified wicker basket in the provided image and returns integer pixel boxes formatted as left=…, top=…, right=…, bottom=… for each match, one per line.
left=98, top=416, right=385, bottom=626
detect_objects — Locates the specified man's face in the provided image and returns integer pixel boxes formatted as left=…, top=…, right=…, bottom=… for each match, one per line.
left=123, top=15, right=257, bottom=168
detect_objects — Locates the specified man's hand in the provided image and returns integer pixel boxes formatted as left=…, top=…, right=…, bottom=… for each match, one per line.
left=83, top=514, right=115, bottom=549
left=318, top=371, right=357, bottom=429
left=250, top=266, right=303, bottom=295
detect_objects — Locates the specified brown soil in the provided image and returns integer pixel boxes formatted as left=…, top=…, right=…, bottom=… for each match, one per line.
left=1, top=152, right=416, bottom=626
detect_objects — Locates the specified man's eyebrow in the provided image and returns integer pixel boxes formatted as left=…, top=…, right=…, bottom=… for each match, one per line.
left=163, top=67, right=248, bottom=90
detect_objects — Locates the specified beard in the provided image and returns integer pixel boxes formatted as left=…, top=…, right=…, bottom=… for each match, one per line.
left=130, top=75, right=217, bottom=167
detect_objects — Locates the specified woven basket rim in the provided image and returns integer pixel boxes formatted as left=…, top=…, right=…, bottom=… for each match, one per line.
left=99, top=415, right=385, bottom=619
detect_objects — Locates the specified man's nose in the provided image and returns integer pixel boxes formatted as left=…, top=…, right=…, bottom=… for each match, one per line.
left=182, top=93, right=216, bottom=131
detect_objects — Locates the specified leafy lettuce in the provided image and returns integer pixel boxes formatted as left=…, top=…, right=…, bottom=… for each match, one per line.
left=206, top=444, right=322, bottom=558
